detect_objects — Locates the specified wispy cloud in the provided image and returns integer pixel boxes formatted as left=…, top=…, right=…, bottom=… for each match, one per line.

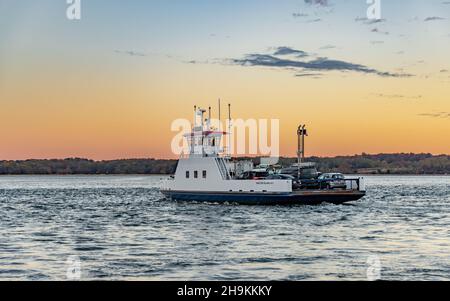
left=418, top=112, right=450, bottom=119
left=304, top=0, right=330, bottom=6
left=293, top=0, right=334, bottom=20
left=295, top=73, right=323, bottom=78
left=292, top=12, right=309, bottom=18
left=371, top=28, right=389, bottom=35
left=226, top=47, right=412, bottom=78
left=373, top=93, right=422, bottom=100
left=307, top=18, right=322, bottom=23
left=186, top=59, right=211, bottom=65
left=424, top=16, right=446, bottom=22
left=319, top=45, right=337, bottom=50
left=355, top=17, right=387, bottom=25
left=272, top=47, right=308, bottom=58
left=114, top=50, right=147, bottom=57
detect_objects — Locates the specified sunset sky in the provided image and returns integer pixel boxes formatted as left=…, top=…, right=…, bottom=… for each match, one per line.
left=0, top=0, right=449, bottom=160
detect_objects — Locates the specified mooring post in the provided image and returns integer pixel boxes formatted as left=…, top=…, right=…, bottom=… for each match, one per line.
left=297, top=125, right=302, bottom=180
left=301, top=125, right=306, bottom=161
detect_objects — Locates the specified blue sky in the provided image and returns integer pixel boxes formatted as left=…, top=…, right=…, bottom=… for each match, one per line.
left=1, top=0, right=449, bottom=69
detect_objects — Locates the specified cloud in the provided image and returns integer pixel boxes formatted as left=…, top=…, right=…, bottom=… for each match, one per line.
left=424, top=16, right=446, bottom=22
left=319, top=45, right=337, bottom=50
left=292, top=12, right=309, bottom=18
left=295, top=73, right=323, bottom=78
left=114, top=50, right=147, bottom=57
left=307, top=18, right=322, bottom=23
left=227, top=48, right=411, bottom=78
left=304, top=0, right=330, bottom=6
left=186, top=59, right=211, bottom=65
left=273, top=47, right=309, bottom=57
left=371, top=28, right=389, bottom=35
left=355, top=17, right=387, bottom=25
left=373, top=93, right=422, bottom=100
left=418, top=112, right=450, bottom=119
left=209, top=33, right=231, bottom=39
left=294, top=0, right=334, bottom=20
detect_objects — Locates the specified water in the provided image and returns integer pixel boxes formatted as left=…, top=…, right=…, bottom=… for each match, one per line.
left=0, top=175, right=449, bottom=281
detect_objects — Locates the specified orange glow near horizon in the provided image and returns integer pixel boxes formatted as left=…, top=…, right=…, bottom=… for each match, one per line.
left=1, top=64, right=449, bottom=160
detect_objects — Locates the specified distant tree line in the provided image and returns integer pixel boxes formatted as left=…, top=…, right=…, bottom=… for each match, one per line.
left=0, top=153, right=448, bottom=175
left=0, top=159, right=178, bottom=175
left=278, top=153, right=450, bottom=175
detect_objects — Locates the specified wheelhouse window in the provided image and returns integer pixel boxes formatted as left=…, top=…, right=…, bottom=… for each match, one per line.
left=203, top=171, right=207, bottom=179
left=194, top=171, right=198, bottom=179
left=186, top=171, right=190, bottom=179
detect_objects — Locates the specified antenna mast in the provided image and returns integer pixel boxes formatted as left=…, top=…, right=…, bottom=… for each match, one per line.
left=218, top=99, right=221, bottom=131
left=208, top=107, right=211, bottom=128
left=297, top=126, right=301, bottom=179
left=194, top=105, right=197, bottom=128
left=301, top=125, right=306, bottom=161
left=228, top=103, right=232, bottom=158
left=297, top=125, right=307, bottom=179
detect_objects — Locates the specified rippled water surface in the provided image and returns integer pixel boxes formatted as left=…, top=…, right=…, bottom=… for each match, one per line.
left=0, top=175, right=449, bottom=281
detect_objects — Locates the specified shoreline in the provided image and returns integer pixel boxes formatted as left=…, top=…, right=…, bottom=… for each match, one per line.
left=0, top=174, right=448, bottom=177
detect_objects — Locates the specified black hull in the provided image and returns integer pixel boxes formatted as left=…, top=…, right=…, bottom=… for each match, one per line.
left=161, top=190, right=366, bottom=205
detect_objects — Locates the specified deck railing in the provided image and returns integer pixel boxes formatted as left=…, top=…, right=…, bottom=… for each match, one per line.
left=345, top=177, right=365, bottom=192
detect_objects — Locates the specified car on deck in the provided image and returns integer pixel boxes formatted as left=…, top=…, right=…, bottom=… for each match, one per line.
left=318, top=173, right=347, bottom=190
left=266, top=174, right=302, bottom=190
left=279, top=163, right=321, bottom=189
left=238, top=169, right=270, bottom=180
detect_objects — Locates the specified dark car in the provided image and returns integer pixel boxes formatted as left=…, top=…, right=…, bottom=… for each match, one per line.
left=280, top=165, right=319, bottom=180
left=280, top=164, right=321, bottom=189
left=266, top=174, right=302, bottom=190
left=318, top=173, right=347, bottom=190
left=238, top=170, right=270, bottom=180
left=297, top=178, right=320, bottom=189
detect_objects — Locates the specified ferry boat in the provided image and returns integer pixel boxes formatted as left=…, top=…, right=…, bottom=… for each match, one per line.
left=161, top=107, right=366, bottom=205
